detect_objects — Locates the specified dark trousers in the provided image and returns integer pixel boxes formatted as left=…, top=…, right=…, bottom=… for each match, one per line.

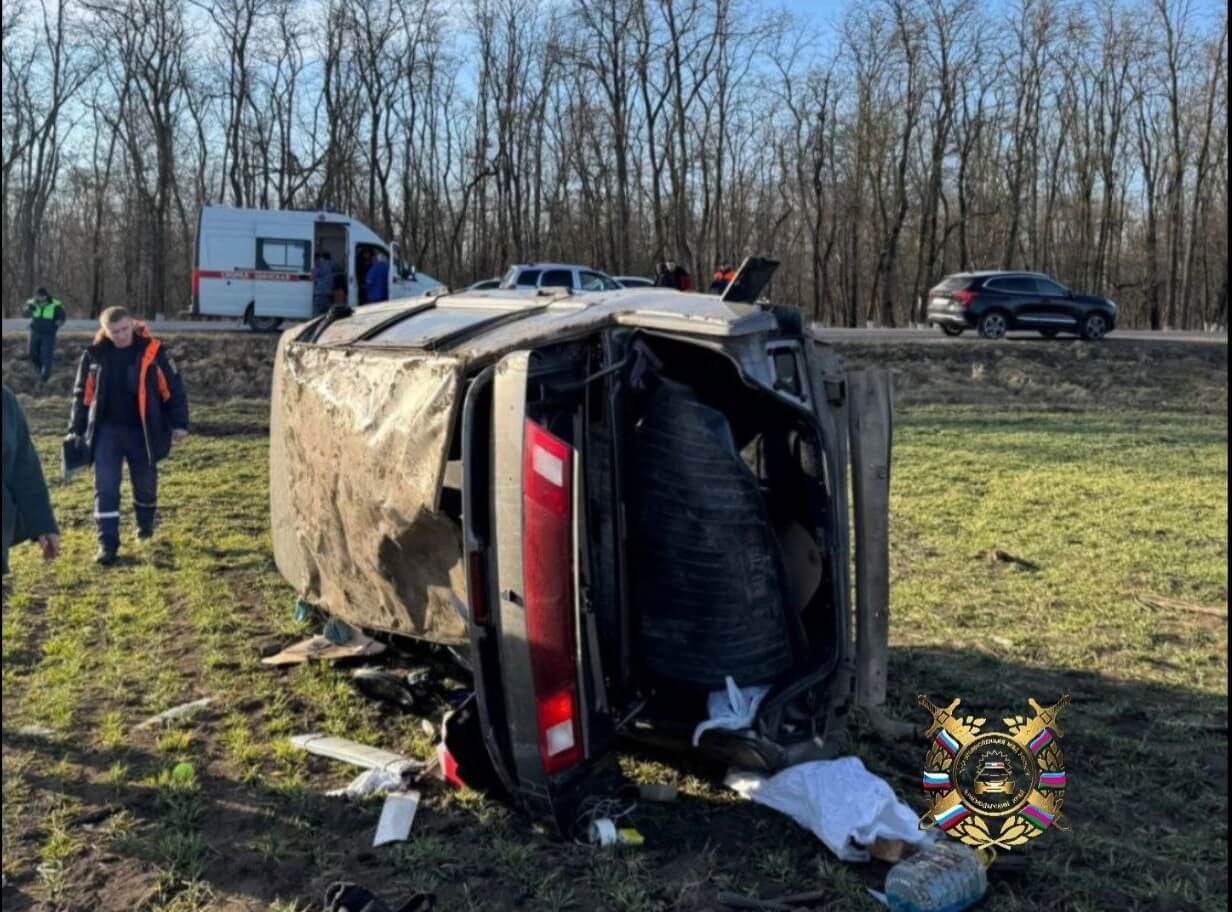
left=28, top=333, right=55, bottom=381
left=94, top=424, right=157, bottom=549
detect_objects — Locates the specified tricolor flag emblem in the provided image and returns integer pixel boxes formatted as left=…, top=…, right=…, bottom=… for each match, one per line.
left=935, top=729, right=962, bottom=756
left=1028, top=729, right=1054, bottom=754
left=1019, top=802, right=1055, bottom=830
left=1038, top=771, right=1066, bottom=791
left=934, top=803, right=972, bottom=831
left=922, top=770, right=951, bottom=790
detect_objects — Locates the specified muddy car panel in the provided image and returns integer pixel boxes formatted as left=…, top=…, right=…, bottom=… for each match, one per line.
left=270, top=284, right=873, bottom=828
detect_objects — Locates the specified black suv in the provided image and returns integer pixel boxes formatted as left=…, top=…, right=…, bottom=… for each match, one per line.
left=926, top=271, right=1117, bottom=341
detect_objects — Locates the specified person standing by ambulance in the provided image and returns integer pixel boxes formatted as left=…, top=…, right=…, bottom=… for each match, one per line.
left=67, top=307, right=190, bottom=566
left=24, top=286, right=66, bottom=382
left=312, top=252, right=336, bottom=316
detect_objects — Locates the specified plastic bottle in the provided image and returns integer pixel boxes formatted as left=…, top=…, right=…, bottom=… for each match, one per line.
left=884, top=840, right=988, bottom=912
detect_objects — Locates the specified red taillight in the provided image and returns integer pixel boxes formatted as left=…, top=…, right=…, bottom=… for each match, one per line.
left=952, top=289, right=977, bottom=307
left=522, top=418, right=582, bottom=775
left=191, top=268, right=201, bottom=296
left=467, top=551, right=489, bottom=626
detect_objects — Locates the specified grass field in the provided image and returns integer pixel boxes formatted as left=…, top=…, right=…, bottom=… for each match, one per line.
left=2, top=346, right=1227, bottom=911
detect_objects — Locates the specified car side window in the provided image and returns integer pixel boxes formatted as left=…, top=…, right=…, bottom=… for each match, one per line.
left=987, top=277, right=1034, bottom=294
left=579, top=271, right=612, bottom=291
left=257, top=238, right=310, bottom=273
left=1034, top=278, right=1067, bottom=296
left=516, top=269, right=541, bottom=287
left=541, top=269, right=574, bottom=288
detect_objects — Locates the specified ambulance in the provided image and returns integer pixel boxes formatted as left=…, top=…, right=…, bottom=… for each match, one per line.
left=192, top=205, right=441, bottom=331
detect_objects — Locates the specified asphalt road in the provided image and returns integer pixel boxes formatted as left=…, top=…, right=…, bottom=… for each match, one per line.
left=3, top=317, right=1225, bottom=345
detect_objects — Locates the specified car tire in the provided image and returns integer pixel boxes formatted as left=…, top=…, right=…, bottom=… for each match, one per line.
left=940, top=325, right=965, bottom=337
left=1079, top=312, right=1109, bottom=341
left=1040, top=329, right=1059, bottom=338
left=977, top=311, right=1009, bottom=340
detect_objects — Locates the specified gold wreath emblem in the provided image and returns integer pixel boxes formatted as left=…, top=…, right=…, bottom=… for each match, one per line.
left=917, top=694, right=1071, bottom=854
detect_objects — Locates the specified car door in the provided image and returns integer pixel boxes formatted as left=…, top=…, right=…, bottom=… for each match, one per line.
left=254, top=230, right=313, bottom=319
left=539, top=268, right=574, bottom=290
left=196, top=227, right=254, bottom=318
left=513, top=268, right=541, bottom=289
left=460, top=351, right=611, bottom=829
left=1031, top=277, right=1080, bottom=329
left=983, top=276, right=1040, bottom=327
left=579, top=271, right=619, bottom=292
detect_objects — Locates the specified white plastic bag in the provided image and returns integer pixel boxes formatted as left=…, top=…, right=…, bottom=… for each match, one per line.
left=726, top=757, right=927, bottom=862
left=691, top=676, right=771, bottom=746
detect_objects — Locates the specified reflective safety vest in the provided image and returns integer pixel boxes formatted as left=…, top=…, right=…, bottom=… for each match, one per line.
left=28, top=298, right=63, bottom=321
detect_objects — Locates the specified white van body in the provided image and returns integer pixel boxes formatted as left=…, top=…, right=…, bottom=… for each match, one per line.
left=193, top=205, right=441, bottom=329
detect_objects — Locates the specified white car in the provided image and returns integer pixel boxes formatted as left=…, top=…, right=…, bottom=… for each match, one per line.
left=615, top=275, right=654, bottom=288
left=500, top=263, right=622, bottom=292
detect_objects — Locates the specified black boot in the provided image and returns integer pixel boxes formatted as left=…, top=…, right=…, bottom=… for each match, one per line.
left=96, top=545, right=118, bottom=566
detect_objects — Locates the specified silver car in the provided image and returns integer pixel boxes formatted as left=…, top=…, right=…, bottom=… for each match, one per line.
left=269, top=257, right=896, bottom=829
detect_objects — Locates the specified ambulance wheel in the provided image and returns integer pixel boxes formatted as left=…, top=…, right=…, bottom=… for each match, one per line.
left=244, top=304, right=282, bottom=333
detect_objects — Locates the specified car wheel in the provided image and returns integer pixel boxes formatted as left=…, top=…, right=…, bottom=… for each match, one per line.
left=977, top=311, right=1009, bottom=340
left=249, top=315, right=283, bottom=333
left=1040, top=329, right=1059, bottom=338
left=1079, top=312, right=1109, bottom=341
left=940, top=325, right=965, bottom=337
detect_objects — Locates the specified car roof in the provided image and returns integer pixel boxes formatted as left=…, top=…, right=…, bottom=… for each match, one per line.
left=953, top=270, right=1052, bottom=279
left=509, top=262, right=608, bottom=272
left=309, top=287, right=777, bottom=359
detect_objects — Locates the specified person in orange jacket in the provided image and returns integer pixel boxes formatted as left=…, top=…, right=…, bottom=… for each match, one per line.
left=710, top=264, right=738, bottom=294
left=67, top=307, right=190, bottom=565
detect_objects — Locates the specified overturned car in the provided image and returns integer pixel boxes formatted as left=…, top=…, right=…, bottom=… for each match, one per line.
left=270, top=259, right=899, bottom=828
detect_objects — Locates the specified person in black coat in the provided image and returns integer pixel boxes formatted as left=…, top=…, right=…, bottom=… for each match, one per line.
left=67, top=307, right=190, bottom=565
left=3, top=385, right=60, bottom=579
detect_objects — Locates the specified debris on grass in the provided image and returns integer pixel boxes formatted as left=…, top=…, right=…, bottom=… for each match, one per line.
left=351, top=667, right=419, bottom=710
left=692, top=675, right=770, bottom=746
left=981, top=549, right=1041, bottom=571
left=261, top=631, right=385, bottom=666
left=292, top=598, right=315, bottom=624
left=882, top=840, right=987, bottom=912
left=289, top=733, right=423, bottom=775
left=135, top=697, right=213, bottom=730
left=637, top=782, right=678, bottom=803
left=869, top=837, right=910, bottom=864
left=586, top=817, right=643, bottom=848
left=1135, top=591, right=1228, bottom=619
left=725, top=758, right=926, bottom=863
left=373, top=790, right=421, bottom=846
left=15, top=725, right=55, bottom=737
left=327, top=767, right=406, bottom=800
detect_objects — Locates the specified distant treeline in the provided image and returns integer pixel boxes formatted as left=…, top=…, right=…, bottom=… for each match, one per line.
left=2, top=0, right=1227, bottom=328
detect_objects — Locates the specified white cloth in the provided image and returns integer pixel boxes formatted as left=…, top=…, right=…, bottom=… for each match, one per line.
left=726, top=757, right=927, bottom=862
left=691, top=676, right=771, bottom=747
left=326, top=767, right=406, bottom=799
